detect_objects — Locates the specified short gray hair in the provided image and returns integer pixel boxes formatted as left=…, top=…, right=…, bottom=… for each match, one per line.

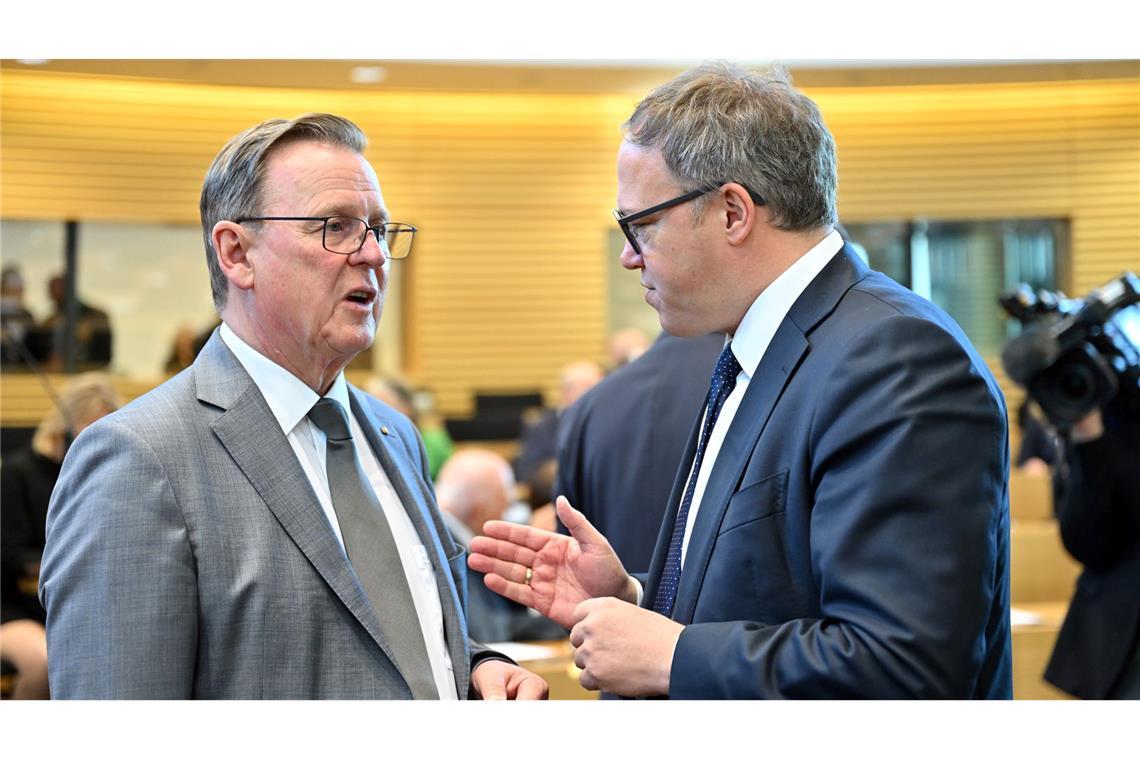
left=624, top=62, right=837, bottom=232
left=199, top=113, right=368, bottom=310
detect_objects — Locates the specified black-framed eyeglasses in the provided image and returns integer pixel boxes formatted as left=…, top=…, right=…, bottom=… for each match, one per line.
left=233, top=216, right=417, bottom=258
left=612, top=182, right=764, bottom=256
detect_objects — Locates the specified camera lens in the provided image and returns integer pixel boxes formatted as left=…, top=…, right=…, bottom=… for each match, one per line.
left=1059, top=365, right=1094, bottom=401
left=1032, top=348, right=1115, bottom=425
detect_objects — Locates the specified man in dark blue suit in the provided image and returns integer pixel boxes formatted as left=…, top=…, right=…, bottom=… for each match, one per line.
left=556, top=331, right=724, bottom=575
left=469, top=62, right=1012, bottom=698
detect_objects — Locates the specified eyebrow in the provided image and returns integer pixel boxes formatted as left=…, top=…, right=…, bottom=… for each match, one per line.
left=320, top=206, right=390, bottom=225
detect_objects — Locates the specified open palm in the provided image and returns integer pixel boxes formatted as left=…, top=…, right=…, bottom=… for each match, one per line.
left=468, top=497, right=630, bottom=629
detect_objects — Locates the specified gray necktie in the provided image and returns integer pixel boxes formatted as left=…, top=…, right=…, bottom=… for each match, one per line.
left=308, top=398, right=439, bottom=699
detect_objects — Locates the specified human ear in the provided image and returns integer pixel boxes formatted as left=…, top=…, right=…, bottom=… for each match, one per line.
left=212, top=220, right=256, bottom=292
left=721, top=183, right=757, bottom=246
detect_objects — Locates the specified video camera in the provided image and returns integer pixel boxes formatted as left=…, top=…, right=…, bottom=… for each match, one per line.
left=1000, top=272, right=1140, bottom=430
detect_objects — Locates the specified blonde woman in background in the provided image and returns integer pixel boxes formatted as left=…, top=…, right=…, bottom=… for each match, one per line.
left=1, top=373, right=119, bottom=699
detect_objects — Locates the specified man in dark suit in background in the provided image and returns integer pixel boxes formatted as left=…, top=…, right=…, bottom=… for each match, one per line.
left=556, top=331, right=723, bottom=575
left=512, top=360, right=602, bottom=485
left=470, top=63, right=1012, bottom=698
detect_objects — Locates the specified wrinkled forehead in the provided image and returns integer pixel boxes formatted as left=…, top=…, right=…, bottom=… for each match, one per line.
left=262, top=139, right=388, bottom=217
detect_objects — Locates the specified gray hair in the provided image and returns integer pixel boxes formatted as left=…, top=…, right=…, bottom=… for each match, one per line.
left=624, top=62, right=837, bottom=232
left=199, top=113, right=368, bottom=310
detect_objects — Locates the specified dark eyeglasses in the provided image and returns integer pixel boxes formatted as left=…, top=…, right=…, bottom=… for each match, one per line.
left=612, top=182, right=764, bottom=256
left=234, top=216, right=417, bottom=258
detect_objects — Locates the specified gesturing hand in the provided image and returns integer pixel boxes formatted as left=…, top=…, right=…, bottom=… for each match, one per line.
left=468, top=496, right=634, bottom=629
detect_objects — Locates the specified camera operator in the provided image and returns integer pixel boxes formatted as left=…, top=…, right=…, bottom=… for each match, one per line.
left=1043, top=403, right=1140, bottom=699
left=1001, top=272, right=1140, bottom=699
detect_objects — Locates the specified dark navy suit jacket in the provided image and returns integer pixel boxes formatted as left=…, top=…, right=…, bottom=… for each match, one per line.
left=644, top=245, right=1013, bottom=698
left=556, top=332, right=724, bottom=575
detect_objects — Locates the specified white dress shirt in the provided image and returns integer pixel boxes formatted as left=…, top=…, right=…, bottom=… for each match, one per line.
left=220, top=324, right=458, bottom=699
left=680, top=230, right=844, bottom=565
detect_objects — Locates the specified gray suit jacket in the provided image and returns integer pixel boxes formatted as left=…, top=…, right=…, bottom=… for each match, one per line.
left=40, top=331, right=492, bottom=698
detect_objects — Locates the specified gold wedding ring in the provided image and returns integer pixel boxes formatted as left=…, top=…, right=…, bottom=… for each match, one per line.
left=524, top=567, right=533, bottom=586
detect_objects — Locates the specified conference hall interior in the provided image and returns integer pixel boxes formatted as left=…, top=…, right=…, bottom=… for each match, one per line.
left=2, top=58, right=1137, bottom=700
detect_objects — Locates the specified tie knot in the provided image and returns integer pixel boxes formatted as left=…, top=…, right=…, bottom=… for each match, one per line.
left=308, top=398, right=352, bottom=442
left=712, top=344, right=742, bottom=392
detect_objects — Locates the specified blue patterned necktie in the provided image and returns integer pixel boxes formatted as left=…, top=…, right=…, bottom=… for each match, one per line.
left=652, top=343, right=742, bottom=618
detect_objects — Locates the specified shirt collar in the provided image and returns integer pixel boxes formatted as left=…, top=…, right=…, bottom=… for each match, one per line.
left=729, top=229, right=843, bottom=379
left=220, top=322, right=351, bottom=435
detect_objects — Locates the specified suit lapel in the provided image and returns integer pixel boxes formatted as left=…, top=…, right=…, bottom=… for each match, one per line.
left=650, top=246, right=870, bottom=623
left=196, top=332, right=401, bottom=670
left=670, top=323, right=809, bottom=622
left=350, top=389, right=471, bottom=699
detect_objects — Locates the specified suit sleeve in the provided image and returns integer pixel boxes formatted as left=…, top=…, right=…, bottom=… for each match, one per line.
left=39, top=418, right=198, bottom=698
left=670, top=315, right=1010, bottom=698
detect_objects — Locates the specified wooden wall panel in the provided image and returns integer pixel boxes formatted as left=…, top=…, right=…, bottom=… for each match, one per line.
left=1, top=71, right=635, bottom=413
left=2, top=69, right=1137, bottom=416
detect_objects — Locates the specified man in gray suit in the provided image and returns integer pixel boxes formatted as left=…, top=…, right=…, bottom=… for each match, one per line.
left=38, top=114, right=547, bottom=700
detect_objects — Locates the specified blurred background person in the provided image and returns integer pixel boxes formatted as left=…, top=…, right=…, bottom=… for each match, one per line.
left=556, top=331, right=724, bottom=575
left=1, top=372, right=120, bottom=699
left=1044, top=404, right=1140, bottom=699
left=164, top=324, right=199, bottom=374
left=436, top=449, right=563, bottom=642
left=164, top=319, right=220, bottom=374
left=39, top=274, right=113, bottom=371
left=512, top=360, right=602, bottom=484
left=0, top=266, right=38, bottom=367
left=523, top=458, right=559, bottom=533
left=366, top=375, right=455, bottom=481
left=605, top=327, right=650, bottom=371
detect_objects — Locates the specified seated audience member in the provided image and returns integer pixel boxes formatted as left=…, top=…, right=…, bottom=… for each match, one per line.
left=366, top=375, right=454, bottom=480
left=164, top=325, right=199, bottom=374
left=164, top=319, right=220, bottom=374
left=436, top=450, right=564, bottom=642
left=606, top=327, right=650, bottom=371
left=1, top=266, right=38, bottom=366
left=513, top=360, right=602, bottom=484
left=39, top=274, right=114, bottom=370
left=1, top=373, right=120, bottom=699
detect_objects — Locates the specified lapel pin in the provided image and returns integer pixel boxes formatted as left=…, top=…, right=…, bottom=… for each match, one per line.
left=380, top=426, right=391, bottom=436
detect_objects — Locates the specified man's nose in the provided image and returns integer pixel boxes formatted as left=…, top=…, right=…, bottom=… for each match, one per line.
left=352, top=229, right=387, bottom=268
left=619, top=239, right=643, bottom=271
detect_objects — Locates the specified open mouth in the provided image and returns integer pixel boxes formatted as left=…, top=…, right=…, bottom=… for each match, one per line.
left=344, top=289, right=376, bottom=306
